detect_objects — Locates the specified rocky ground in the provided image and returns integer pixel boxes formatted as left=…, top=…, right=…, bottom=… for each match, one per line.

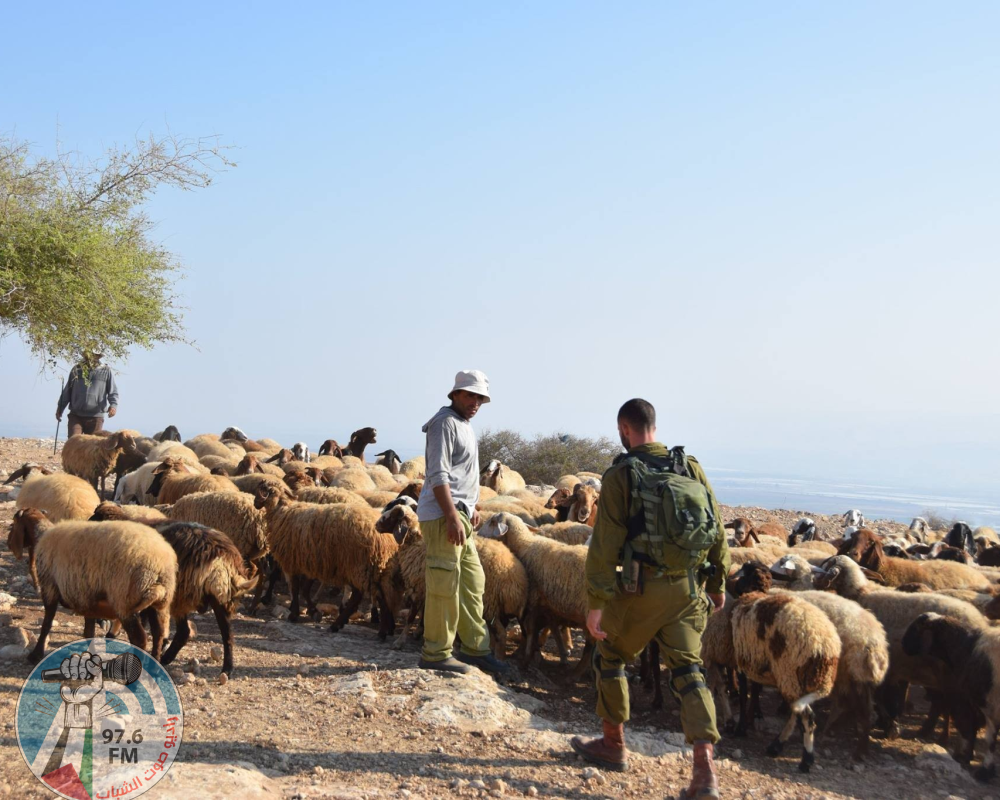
left=0, top=438, right=992, bottom=799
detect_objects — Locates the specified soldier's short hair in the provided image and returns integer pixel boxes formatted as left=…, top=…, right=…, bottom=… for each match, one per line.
left=618, top=398, right=655, bottom=430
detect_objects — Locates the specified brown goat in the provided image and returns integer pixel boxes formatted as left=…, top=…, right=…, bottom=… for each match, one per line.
left=725, top=518, right=760, bottom=547
left=318, top=439, right=344, bottom=458
left=345, top=427, right=378, bottom=462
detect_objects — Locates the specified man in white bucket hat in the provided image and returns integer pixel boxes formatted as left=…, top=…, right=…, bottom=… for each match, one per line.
left=415, top=370, right=508, bottom=675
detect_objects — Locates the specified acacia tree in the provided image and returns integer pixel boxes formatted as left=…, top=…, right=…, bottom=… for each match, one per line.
left=0, top=131, right=235, bottom=365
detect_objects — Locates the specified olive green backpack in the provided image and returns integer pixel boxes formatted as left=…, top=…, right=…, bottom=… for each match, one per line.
left=618, top=447, right=720, bottom=597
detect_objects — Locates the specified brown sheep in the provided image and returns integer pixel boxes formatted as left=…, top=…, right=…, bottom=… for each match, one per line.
left=344, top=427, right=378, bottom=462
left=62, top=431, right=137, bottom=494
left=148, top=458, right=239, bottom=505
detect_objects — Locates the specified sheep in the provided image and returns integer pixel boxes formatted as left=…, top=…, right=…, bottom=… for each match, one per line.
left=295, top=486, right=367, bottom=506
left=789, top=517, right=817, bottom=546
left=978, top=527, right=1000, bottom=546
left=310, top=454, right=344, bottom=471
left=154, top=520, right=257, bottom=676
left=253, top=482, right=397, bottom=633
left=147, top=441, right=200, bottom=464
left=266, top=448, right=294, bottom=467
left=148, top=459, right=240, bottom=505
left=153, top=425, right=182, bottom=442
left=90, top=501, right=168, bottom=525
left=730, top=589, right=841, bottom=772
left=317, top=439, right=344, bottom=458
left=815, top=555, right=988, bottom=739
left=188, top=438, right=237, bottom=460
left=198, top=454, right=240, bottom=474
left=478, top=512, right=590, bottom=670
left=769, top=553, right=826, bottom=590
left=844, top=509, right=866, bottom=528
left=291, top=442, right=311, bottom=463
left=362, top=490, right=400, bottom=509
left=544, top=486, right=574, bottom=521
left=7, top=465, right=100, bottom=522
left=536, top=521, right=593, bottom=546
left=477, top=497, right=539, bottom=527
left=230, top=473, right=288, bottom=498
left=329, top=468, right=377, bottom=494
left=399, top=456, right=426, bottom=479
left=944, top=522, right=977, bottom=557
left=840, top=528, right=994, bottom=591
left=374, top=449, right=403, bottom=474
left=397, top=481, right=423, bottom=503
left=910, top=517, right=931, bottom=542
left=9, top=509, right=176, bottom=663
left=256, top=437, right=283, bottom=454
left=62, top=431, right=137, bottom=494
left=731, top=561, right=889, bottom=758
left=366, top=464, right=400, bottom=492
left=902, top=613, right=1000, bottom=778
left=344, top=427, right=378, bottom=461
left=564, top=482, right=599, bottom=526
left=376, top=506, right=528, bottom=658
left=480, top=460, right=527, bottom=495
left=283, top=469, right=318, bottom=493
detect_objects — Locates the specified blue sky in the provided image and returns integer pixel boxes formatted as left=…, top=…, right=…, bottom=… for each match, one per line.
left=2, top=2, right=998, bottom=498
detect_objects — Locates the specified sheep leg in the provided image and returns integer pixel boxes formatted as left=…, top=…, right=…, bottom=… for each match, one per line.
left=160, top=616, right=193, bottom=666
left=376, top=586, right=395, bottom=642
left=646, top=642, right=664, bottom=710
left=520, top=608, right=540, bottom=667
left=288, top=574, right=305, bottom=623
left=554, top=625, right=572, bottom=665
left=975, top=718, right=999, bottom=782
left=798, top=705, right=818, bottom=773
left=208, top=596, right=235, bottom=676
left=300, top=578, right=319, bottom=620
left=28, top=600, right=59, bottom=665
left=766, top=705, right=800, bottom=758
left=121, top=615, right=148, bottom=652
left=257, top=560, right=283, bottom=610
left=490, top=617, right=507, bottom=659
left=84, top=618, right=97, bottom=639
left=331, top=585, right=363, bottom=632
left=917, top=690, right=945, bottom=740
left=852, top=684, right=874, bottom=760
left=571, top=639, right=595, bottom=680
left=247, top=558, right=269, bottom=612
left=735, top=672, right=750, bottom=737
left=144, top=606, right=168, bottom=660
left=392, top=605, right=419, bottom=650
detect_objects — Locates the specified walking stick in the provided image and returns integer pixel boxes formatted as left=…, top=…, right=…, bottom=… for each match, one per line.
left=53, top=377, right=63, bottom=455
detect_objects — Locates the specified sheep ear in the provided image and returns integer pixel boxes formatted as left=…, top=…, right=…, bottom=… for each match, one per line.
left=750, top=529, right=760, bottom=543
left=723, top=521, right=736, bottom=530
left=861, top=567, right=886, bottom=584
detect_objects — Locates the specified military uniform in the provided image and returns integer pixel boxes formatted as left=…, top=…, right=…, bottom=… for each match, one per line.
left=586, top=442, right=730, bottom=744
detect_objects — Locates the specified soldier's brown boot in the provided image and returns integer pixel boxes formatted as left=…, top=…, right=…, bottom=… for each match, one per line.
left=570, top=720, right=628, bottom=772
left=679, top=740, right=720, bottom=799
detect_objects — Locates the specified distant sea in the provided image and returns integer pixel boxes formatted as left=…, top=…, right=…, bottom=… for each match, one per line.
left=709, top=468, right=1000, bottom=528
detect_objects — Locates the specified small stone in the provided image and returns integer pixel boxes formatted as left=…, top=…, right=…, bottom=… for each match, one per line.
left=271, top=605, right=290, bottom=620
left=731, top=748, right=743, bottom=759
left=297, top=664, right=310, bottom=677
left=217, top=672, right=229, bottom=686
left=489, top=778, right=507, bottom=795
left=525, top=789, right=538, bottom=798
left=0, top=644, right=27, bottom=660
left=202, top=690, right=214, bottom=700
left=470, top=780, right=486, bottom=790
left=450, top=778, right=467, bottom=791
left=209, top=645, right=224, bottom=662
left=314, top=766, right=324, bottom=775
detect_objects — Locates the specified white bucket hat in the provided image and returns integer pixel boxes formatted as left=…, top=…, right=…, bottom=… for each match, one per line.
left=449, top=369, right=491, bottom=403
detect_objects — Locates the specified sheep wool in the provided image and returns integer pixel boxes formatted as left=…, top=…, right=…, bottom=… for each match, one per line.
left=15, top=472, right=100, bottom=522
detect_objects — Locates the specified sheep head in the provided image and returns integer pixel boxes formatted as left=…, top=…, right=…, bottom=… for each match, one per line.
left=730, top=561, right=772, bottom=596
left=376, top=503, right=419, bottom=543
left=351, top=427, right=377, bottom=446
left=901, top=612, right=976, bottom=666
left=4, top=463, right=43, bottom=484
left=724, top=517, right=759, bottom=547
left=789, top=517, right=816, bottom=546
left=90, top=502, right=128, bottom=521
left=545, top=486, right=573, bottom=510
left=944, top=522, right=976, bottom=556
left=283, top=470, right=313, bottom=492
left=843, top=509, right=866, bottom=527
left=570, top=483, right=599, bottom=525
left=265, top=449, right=293, bottom=466
left=221, top=427, right=249, bottom=443
left=397, top=482, right=423, bottom=503
left=8, top=508, right=47, bottom=560
left=480, top=460, right=501, bottom=487
left=318, top=439, right=344, bottom=458
left=478, top=512, right=512, bottom=540
left=236, top=454, right=264, bottom=475
left=107, top=431, right=137, bottom=453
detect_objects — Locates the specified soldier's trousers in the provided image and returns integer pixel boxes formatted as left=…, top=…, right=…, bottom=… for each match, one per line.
left=594, top=574, right=720, bottom=744
left=420, top=514, right=491, bottom=662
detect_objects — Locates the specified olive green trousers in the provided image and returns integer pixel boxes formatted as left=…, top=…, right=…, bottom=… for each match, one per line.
left=420, top=514, right=491, bottom=662
left=595, top=574, right=720, bottom=744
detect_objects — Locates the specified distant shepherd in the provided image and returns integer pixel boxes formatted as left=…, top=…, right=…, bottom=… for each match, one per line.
left=55, top=352, right=119, bottom=436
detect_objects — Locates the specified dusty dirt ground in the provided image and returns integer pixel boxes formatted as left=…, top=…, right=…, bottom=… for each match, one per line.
left=0, top=437, right=992, bottom=799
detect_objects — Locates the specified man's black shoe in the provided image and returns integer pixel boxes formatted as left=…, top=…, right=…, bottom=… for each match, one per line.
left=417, top=657, right=472, bottom=675
left=455, top=651, right=512, bottom=675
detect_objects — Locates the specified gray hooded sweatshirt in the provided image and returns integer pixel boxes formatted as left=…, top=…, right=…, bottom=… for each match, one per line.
left=416, top=406, right=480, bottom=522
left=56, top=363, right=119, bottom=418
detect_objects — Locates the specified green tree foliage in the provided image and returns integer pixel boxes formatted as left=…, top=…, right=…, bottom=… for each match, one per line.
left=478, top=429, right=622, bottom=486
left=0, top=131, right=235, bottom=364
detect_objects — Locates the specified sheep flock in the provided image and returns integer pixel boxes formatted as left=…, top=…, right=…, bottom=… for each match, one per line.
left=4, top=426, right=1000, bottom=788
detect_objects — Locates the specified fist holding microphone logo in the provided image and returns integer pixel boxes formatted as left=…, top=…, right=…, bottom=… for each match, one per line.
left=16, top=641, right=183, bottom=800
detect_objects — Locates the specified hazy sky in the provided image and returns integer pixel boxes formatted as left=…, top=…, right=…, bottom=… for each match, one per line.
left=2, top=3, right=998, bottom=497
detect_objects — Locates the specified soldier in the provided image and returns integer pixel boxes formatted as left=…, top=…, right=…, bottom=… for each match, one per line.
left=55, top=352, right=119, bottom=436
left=570, top=398, right=729, bottom=800
left=415, top=370, right=510, bottom=676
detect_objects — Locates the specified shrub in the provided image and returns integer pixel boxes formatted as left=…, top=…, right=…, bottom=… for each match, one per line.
left=478, top=429, right=622, bottom=486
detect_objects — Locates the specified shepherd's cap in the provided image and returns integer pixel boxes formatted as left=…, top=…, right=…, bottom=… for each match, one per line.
left=449, top=370, right=491, bottom=402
